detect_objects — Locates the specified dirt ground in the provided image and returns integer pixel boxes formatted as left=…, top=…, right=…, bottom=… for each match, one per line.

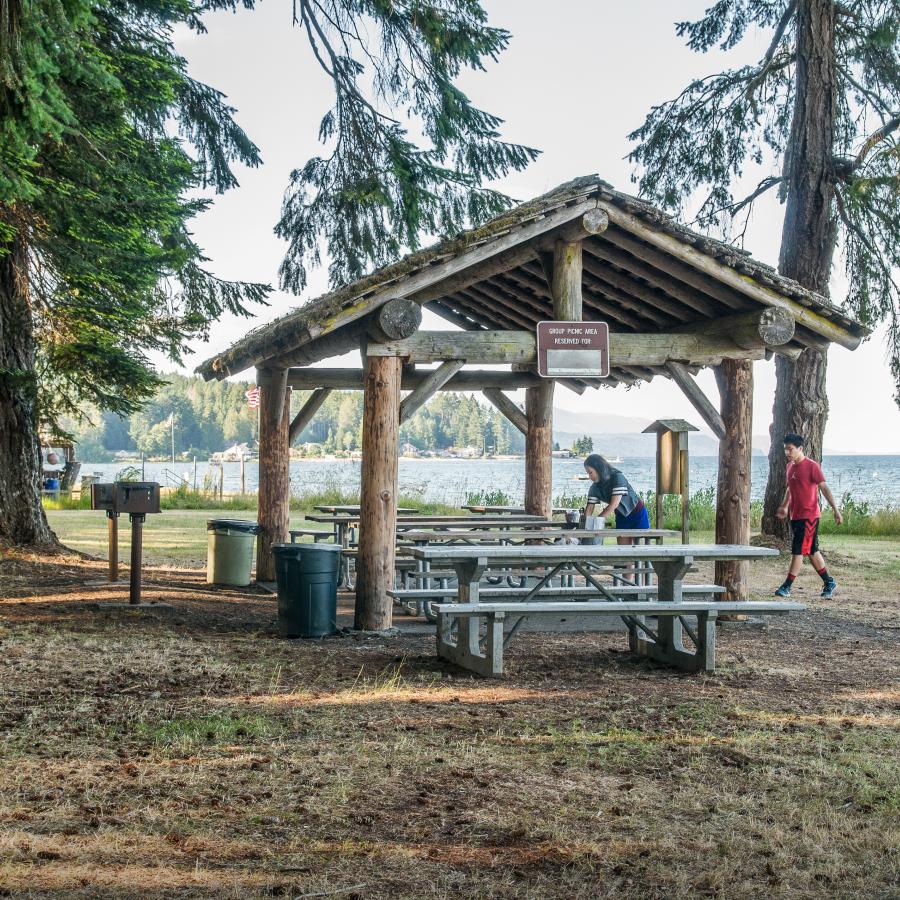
left=0, top=536, right=898, bottom=899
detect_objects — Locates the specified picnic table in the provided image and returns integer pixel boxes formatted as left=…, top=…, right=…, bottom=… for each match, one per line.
left=463, top=505, right=570, bottom=515
left=313, top=504, right=419, bottom=515
left=407, top=544, right=798, bottom=675
left=393, top=527, right=680, bottom=616
left=397, top=527, right=678, bottom=544
left=303, top=513, right=556, bottom=587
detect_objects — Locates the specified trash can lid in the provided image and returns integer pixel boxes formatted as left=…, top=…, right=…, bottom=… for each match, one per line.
left=207, top=519, right=261, bottom=534
left=271, top=542, right=304, bottom=556
left=299, top=543, right=342, bottom=554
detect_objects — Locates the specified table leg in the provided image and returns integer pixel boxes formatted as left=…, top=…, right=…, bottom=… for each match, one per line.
left=454, top=557, right=488, bottom=604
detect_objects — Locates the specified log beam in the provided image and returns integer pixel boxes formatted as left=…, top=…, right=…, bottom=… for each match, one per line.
left=539, top=208, right=609, bottom=248
left=399, top=359, right=466, bottom=424
left=599, top=203, right=864, bottom=350
left=355, top=355, right=402, bottom=630
left=256, top=368, right=290, bottom=583
left=367, top=329, right=768, bottom=367
left=289, top=387, right=332, bottom=445
left=287, top=367, right=545, bottom=391
left=268, top=299, right=422, bottom=369
left=665, top=362, right=727, bottom=441
left=713, top=359, right=754, bottom=601
left=677, top=307, right=795, bottom=348
left=482, top=388, right=528, bottom=435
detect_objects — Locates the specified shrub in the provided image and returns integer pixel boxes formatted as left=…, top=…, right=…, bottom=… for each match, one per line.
left=465, top=489, right=512, bottom=507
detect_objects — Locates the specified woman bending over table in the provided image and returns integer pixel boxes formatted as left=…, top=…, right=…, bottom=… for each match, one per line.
left=583, top=453, right=649, bottom=546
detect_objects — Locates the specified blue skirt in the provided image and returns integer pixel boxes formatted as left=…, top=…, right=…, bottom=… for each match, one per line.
left=615, top=504, right=650, bottom=530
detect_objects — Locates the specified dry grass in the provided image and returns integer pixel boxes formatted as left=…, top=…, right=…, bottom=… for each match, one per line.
left=0, top=536, right=898, bottom=898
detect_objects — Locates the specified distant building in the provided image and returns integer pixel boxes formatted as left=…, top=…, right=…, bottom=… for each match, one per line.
left=212, top=442, right=255, bottom=462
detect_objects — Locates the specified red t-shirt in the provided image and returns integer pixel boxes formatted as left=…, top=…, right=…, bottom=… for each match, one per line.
left=787, top=457, right=825, bottom=520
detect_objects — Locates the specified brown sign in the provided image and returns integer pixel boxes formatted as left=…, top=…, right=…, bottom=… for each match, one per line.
left=536, top=321, right=610, bottom=378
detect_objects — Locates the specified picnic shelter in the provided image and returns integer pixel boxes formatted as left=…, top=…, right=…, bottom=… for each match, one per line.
left=197, top=176, right=866, bottom=631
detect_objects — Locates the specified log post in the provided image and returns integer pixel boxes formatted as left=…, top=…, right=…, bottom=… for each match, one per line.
left=256, top=367, right=290, bottom=583
left=713, top=359, right=754, bottom=601
left=355, top=354, right=402, bottom=630
left=524, top=382, right=554, bottom=517
left=525, top=239, right=583, bottom=517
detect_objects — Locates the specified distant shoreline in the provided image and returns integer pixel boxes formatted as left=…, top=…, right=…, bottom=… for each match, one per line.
left=91, top=451, right=900, bottom=465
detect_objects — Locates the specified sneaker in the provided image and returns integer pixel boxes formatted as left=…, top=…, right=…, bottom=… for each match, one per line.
left=821, top=577, right=837, bottom=599
left=774, top=584, right=792, bottom=597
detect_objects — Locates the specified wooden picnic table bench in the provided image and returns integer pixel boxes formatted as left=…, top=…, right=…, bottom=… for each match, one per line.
left=410, top=543, right=791, bottom=675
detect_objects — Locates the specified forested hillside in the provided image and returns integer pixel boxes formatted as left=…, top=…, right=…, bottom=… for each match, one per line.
left=63, top=374, right=526, bottom=460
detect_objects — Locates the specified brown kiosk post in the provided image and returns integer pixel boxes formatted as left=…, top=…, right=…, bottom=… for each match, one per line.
left=642, top=419, right=699, bottom=543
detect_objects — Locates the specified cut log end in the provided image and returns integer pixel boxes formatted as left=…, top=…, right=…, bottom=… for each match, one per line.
left=374, top=298, right=422, bottom=341
left=758, top=306, right=796, bottom=346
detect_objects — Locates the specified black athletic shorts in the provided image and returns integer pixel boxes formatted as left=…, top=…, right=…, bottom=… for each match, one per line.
left=791, top=518, right=820, bottom=556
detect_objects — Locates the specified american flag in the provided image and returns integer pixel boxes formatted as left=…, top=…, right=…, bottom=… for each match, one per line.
left=245, top=386, right=260, bottom=409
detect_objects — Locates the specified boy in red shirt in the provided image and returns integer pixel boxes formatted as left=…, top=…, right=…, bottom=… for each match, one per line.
left=774, top=433, right=843, bottom=598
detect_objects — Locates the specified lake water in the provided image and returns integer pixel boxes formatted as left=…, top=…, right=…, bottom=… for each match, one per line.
left=80, top=455, right=900, bottom=507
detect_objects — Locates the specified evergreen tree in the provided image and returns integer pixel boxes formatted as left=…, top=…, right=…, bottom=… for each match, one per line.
left=2, top=0, right=534, bottom=545
left=1, top=0, right=269, bottom=543
left=275, top=0, right=539, bottom=291
left=628, top=0, right=900, bottom=539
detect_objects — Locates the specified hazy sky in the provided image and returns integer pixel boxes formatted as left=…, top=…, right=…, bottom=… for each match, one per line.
left=171, top=0, right=900, bottom=453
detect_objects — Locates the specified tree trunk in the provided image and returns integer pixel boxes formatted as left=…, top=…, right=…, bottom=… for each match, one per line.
left=0, top=231, right=55, bottom=545
left=714, top=360, right=753, bottom=600
left=763, top=0, right=838, bottom=539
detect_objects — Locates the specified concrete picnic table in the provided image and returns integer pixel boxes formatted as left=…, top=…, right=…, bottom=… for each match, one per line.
left=410, top=543, right=778, bottom=603
left=394, top=527, right=680, bottom=612
left=304, top=513, right=556, bottom=587
left=313, top=504, right=419, bottom=515
left=463, top=505, right=570, bottom=515
left=409, top=543, right=792, bottom=675
left=397, top=527, right=679, bottom=544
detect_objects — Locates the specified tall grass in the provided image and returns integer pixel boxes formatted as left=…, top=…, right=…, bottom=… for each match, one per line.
left=42, top=481, right=900, bottom=535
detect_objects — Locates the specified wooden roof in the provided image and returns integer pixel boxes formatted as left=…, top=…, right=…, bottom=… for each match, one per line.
left=197, top=176, right=867, bottom=385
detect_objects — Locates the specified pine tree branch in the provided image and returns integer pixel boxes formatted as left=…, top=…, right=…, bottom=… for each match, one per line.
left=848, top=115, right=900, bottom=173
left=837, top=64, right=895, bottom=121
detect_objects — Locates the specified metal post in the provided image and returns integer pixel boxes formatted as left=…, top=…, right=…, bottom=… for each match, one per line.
left=193, top=456, right=198, bottom=491
left=141, top=451, right=145, bottom=481
left=128, top=513, right=145, bottom=605
left=219, top=462, right=224, bottom=500
left=240, top=452, right=246, bottom=494
left=107, top=511, right=119, bottom=581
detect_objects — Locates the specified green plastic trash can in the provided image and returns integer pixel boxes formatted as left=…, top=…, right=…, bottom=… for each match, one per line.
left=272, top=542, right=342, bottom=638
left=206, top=519, right=260, bottom=586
